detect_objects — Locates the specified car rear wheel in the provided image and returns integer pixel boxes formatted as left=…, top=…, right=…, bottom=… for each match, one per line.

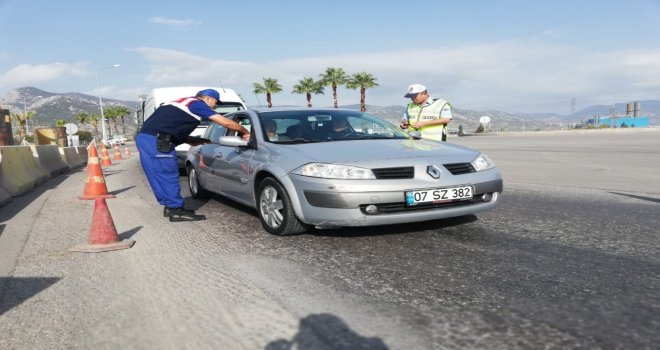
left=257, top=177, right=309, bottom=236
left=188, top=165, right=211, bottom=199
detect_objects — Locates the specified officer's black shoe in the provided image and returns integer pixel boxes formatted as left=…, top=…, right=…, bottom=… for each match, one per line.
left=168, top=207, right=206, bottom=222
left=163, top=207, right=172, bottom=217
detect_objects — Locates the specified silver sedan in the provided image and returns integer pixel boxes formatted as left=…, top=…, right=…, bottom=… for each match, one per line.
left=186, top=108, right=503, bottom=235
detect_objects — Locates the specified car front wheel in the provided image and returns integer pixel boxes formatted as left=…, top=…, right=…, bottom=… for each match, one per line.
left=188, top=165, right=211, bottom=199
left=257, top=177, right=309, bottom=236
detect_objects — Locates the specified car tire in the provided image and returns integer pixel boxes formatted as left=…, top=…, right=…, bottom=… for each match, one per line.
left=257, top=177, right=309, bottom=236
left=188, top=165, right=211, bottom=199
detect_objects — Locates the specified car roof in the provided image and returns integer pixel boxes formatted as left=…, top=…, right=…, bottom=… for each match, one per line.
left=250, top=107, right=360, bottom=113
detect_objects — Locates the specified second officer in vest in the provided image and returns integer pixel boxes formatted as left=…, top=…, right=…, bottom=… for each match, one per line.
left=400, top=84, right=453, bottom=142
left=137, top=89, right=251, bottom=222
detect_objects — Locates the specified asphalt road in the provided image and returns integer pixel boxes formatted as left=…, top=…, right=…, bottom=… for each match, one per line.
left=1, top=128, right=659, bottom=349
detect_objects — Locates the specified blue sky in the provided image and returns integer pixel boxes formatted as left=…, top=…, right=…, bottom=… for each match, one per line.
left=1, top=0, right=659, bottom=114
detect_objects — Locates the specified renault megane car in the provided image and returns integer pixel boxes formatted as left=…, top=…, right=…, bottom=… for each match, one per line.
left=186, top=108, right=503, bottom=235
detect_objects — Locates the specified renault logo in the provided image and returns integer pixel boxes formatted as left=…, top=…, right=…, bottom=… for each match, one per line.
left=427, top=165, right=442, bottom=179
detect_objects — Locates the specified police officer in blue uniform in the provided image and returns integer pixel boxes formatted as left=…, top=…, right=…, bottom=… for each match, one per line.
left=136, top=89, right=250, bottom=221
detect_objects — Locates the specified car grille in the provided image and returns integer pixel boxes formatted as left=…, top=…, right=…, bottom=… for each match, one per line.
left=443, top=163, right=475, bottom=175
left=372, top=167, right=414, bottom=179
left=359, top=197, right=483, bottom=214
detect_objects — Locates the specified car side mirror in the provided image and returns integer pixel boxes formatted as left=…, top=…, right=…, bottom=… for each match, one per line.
left=218, top=136, right=248, bottom=147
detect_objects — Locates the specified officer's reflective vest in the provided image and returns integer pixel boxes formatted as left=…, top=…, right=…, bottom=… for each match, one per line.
left=406, top=98, right=451, bottom=141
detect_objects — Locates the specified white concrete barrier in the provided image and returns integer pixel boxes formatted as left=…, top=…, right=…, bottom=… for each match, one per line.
left=59, top=147, right=84, bottom=170
left=30, top=145, right=69, bottom=178
left=75, top=146, right=88, bottom=165
left=0, top=146, right=47, bottom=196
left=0, top=186, right=10, bottom=206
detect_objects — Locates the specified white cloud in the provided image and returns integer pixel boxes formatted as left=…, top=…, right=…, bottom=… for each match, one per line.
left=131, top=41, right=660, bottom=113
left=0, top=62, right=89, bottom=88
left=3, top=40, right=658, bottom=113
left=150, top=16, right=201, bottom=28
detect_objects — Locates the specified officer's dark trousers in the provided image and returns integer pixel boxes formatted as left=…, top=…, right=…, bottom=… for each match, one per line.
left=136, top=133, right=184, bottom=209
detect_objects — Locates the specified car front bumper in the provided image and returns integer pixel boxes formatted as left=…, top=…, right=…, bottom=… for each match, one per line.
left=284, top=171, right=503, bottom=228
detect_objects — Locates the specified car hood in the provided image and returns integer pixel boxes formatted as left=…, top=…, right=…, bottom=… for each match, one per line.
left=271, top=139, right=480, bottom=165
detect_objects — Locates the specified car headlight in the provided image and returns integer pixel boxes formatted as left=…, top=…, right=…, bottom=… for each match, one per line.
left=472, top=154, right=495, bottom=171
left=293, top=163, right=376, bottom=179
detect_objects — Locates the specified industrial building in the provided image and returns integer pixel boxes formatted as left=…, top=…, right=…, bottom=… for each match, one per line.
left=587, top=101, right=650, bottom=128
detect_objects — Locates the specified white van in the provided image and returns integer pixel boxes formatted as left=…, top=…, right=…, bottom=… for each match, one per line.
left=142, top=86, right=246, bottom=169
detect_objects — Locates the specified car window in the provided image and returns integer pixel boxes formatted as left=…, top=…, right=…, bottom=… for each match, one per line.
left=225, top=114, right=252, bottom=137
left=206, top=123, right=226, bottom=143
left=256, top=110, right=407, bottom=143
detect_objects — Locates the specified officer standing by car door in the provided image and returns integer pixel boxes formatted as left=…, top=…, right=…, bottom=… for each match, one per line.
left=136, top=89, right=250, bottom=221
left=400, top=84, right=453, bottom=141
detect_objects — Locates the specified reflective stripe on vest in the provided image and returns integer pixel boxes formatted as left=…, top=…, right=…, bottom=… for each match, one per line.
left=163, top=97, right=202, bottom=121
left=406, top=98, right=450, bottom=141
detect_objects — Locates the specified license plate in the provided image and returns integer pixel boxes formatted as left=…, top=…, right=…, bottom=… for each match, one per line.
left=405, top=186, right=473, bottom=205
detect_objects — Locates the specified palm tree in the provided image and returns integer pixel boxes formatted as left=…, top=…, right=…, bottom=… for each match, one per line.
left=292, top=77, right=325, bottom=108
left=88, top=114, right=101, bottom=141
left=253, top=77, right=282, bottom=108
left=73, top=112, right=89, bottom=130
left=104, top=105, right=120, bottom=136
left=10, top=111, right=33, bottom=140
left=346, top=72, right=379, bottom=112
left=319, top=67, right=349, bottom=108
left=113, top=105, right=131, bottom=135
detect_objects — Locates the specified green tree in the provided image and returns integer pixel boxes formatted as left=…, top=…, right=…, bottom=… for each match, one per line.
left=54, top=119, right=67, bottom=127
left=88, top=114, right=101, bottom=142
left=103, top=106, right=117, bottom=137
left=253, top=77, right=282, bottom=108
left=9, top=111, right=34, bottom=140
left=292, top=77, right=324, bottom=108
left=319, top=67, right=349, bottom=108
left=78, top=130, right=94, bottom=143
left=104, top=105, right=130, bottom=136
left=114, top=105, right=131, bottom=135
left=73, top=112, right=89, bottom=130
left=346, top=72, right=378, bottom=112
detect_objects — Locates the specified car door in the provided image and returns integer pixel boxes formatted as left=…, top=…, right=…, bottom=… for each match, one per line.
left=191, top=123, right=226, bottom=193
left=211, top=113, right=256, bottom=205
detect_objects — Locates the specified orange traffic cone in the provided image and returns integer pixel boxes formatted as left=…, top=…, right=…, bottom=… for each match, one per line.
left=87, top=140, right=97, bottom=158
left=100, top=144, right=113, bottom=166
left=123, top=144, right=131, bottom=157
left=78, top=145, right=116, bottom=200
left=70, top=198, right=135, bottom=253
left=113, top=144, right=123, bottom=160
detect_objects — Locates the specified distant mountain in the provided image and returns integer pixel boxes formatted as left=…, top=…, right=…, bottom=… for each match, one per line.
left=0, top=87, right=140, bottom=135
left=570, top=100, right=660, bottom=119
left=341, top=104, right=566, bottom=132
left=2, top=87, right=657, bottom=135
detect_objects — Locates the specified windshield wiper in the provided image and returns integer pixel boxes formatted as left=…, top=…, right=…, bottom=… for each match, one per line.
left=275, top=138, right=318, bottom=144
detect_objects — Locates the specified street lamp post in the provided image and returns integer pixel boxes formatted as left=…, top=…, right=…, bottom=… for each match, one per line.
left=96, top=64, right=120, bottom=145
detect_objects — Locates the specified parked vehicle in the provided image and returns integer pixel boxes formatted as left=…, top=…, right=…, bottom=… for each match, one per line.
left=186, top=108, right=503, bottom=236
left=142, top=86, right=246, bottom=169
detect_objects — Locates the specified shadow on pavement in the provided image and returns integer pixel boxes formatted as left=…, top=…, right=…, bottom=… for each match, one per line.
left=265, top=313, right=389, bottom=350
left=608, top=191, right=660, bottom=204
left=0, top=175, right=68, bottom=221
left=309, top=214, right=478, bottom=237
left=0, top=277, right=60, bottom=316
left=109, top=186, right=135, bottom=196
left=119, top=226, right=142, bottom=240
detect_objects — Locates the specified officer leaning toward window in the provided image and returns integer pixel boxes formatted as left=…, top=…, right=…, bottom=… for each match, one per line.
left=136, top=89, right=250, bottom=222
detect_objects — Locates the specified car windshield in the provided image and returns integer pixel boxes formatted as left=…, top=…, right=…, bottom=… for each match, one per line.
left=258, top=110, right=409, bottom=143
